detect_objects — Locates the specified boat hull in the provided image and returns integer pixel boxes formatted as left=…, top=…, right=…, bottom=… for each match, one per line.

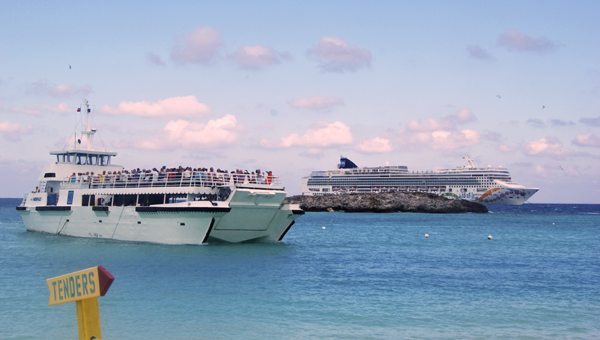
left=473, top=187, right=539, bottom=205
left=18, top=206, right=227, bottom=245
left=208, top=189, right=304, bottom=242
left=18, top=202, right=304, bottom=244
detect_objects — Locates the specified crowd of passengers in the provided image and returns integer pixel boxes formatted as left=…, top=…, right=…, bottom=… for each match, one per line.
left=68, top=166, right=275, bottom=186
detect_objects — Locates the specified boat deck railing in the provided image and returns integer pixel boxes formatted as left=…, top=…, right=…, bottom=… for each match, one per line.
left=60, top=172, right=281, bottom=190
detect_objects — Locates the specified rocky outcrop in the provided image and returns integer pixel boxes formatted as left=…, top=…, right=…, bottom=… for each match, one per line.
left=283, top=192, right=488, bottom=213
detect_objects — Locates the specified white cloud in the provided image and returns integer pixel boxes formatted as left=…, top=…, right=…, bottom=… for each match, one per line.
left=406, top=108, right=475, bottom=132
left=498, top=28, right=558, bottom=53
left=50, top=84, right=92, bottom=97
left=308, top=36, right=371, bottom=72
left=171, top=27, right=222, bottom=65
left=46, top=103, right=72, bottom=114
left=261, top=121, right=353, bottom=148
left=407, top=118, right=455, bottom=132
left=115, top=115, right=241, bottom=150
left=98, top=96, right=211, bottom=119
left=454, top=109, right=476, bottom=123
left=399, top=129, right=480, bottom=150
left=288, top=96, right=344, bottom=110
left=0, top=120, right=33, bottom=141
left=431, top=129, right=480, bottom=150
left=299, top=148, right=324, bottom=158
left=229, top=45, right=291, bottom=69
left=398, top=109, right=479, bottom=151
left=354, top=137, right=393, bottom=153
left=523, top=137, right=585, bottom=158
left=499, top=144, right=517, bottom=152
left=573, top=133, right=600, bottom=147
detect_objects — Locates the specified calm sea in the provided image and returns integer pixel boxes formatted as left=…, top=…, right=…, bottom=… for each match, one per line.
left=1, top=198, right=599, bottom=339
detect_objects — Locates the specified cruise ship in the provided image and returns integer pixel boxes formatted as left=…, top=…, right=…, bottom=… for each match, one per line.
left=16, top=100, right=304, bottom=244
left=300, top=157, right=538, bottom=205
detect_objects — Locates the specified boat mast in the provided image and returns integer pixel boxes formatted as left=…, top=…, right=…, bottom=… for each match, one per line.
left=80, top=99, right=96, bottom=151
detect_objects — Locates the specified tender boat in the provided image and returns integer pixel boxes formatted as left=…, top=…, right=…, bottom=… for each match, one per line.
left=16, top=99, right=304, bottom=244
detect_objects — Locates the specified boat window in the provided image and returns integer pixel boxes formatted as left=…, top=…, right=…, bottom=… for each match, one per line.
left=67, top=191, right=74, bottom=205
left=113, top=194, right=137, bottom=206
left=76, top=154, right=87, bottom=165
left=82, top=194, right=95, bottom=206
left=100, top=155, right=109, bottom=166
left=88, top=154, right=98, bottom=165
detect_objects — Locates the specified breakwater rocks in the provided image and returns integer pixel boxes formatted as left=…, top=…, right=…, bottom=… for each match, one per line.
left=283, top=192, right=488, bottom=213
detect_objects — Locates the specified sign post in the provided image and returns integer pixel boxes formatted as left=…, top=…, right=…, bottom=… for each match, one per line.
left=46, top=266, right=114, bottom=340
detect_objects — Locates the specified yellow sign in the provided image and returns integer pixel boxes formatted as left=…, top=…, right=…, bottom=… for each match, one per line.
left=46, top=266, right=101, bottom=306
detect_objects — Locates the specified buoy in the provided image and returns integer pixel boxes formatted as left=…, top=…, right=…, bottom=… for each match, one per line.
left=322, top=226, right=326, bottom=230
left=488, top=235, right=492, bottom=240
left=425, top=233, right=429, bottom=238
left=552, top=223, right=555, bottom=225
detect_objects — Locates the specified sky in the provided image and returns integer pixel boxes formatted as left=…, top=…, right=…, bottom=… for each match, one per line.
left=1, top=1, right=599, bottom=203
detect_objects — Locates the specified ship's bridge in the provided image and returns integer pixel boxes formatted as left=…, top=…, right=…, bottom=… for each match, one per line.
left=50, top=150, right=117, bottom=166
left=40, top=150, right=122, bottom=183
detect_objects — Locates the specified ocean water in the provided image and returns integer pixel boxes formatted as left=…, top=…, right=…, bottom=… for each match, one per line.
left=1, top=198, right=599, bottom=340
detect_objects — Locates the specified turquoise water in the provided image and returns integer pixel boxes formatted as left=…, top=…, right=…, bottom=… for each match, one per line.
left=1, top=198, right=599, bottom=339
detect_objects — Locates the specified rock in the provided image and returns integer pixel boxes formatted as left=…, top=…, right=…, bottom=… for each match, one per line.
left=283, top=192, right=488, bottom=214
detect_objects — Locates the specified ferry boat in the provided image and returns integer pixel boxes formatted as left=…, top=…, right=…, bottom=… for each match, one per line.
left=16, top=100, right=304, bottom=244
left=300, top=157, right=539, bottom=205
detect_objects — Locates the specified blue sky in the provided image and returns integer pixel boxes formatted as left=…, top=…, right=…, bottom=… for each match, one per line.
left=1, top=1, right=599, bottom=203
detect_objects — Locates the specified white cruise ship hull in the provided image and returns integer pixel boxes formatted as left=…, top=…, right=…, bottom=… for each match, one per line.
left=444, top=187, right=539, bottom=205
